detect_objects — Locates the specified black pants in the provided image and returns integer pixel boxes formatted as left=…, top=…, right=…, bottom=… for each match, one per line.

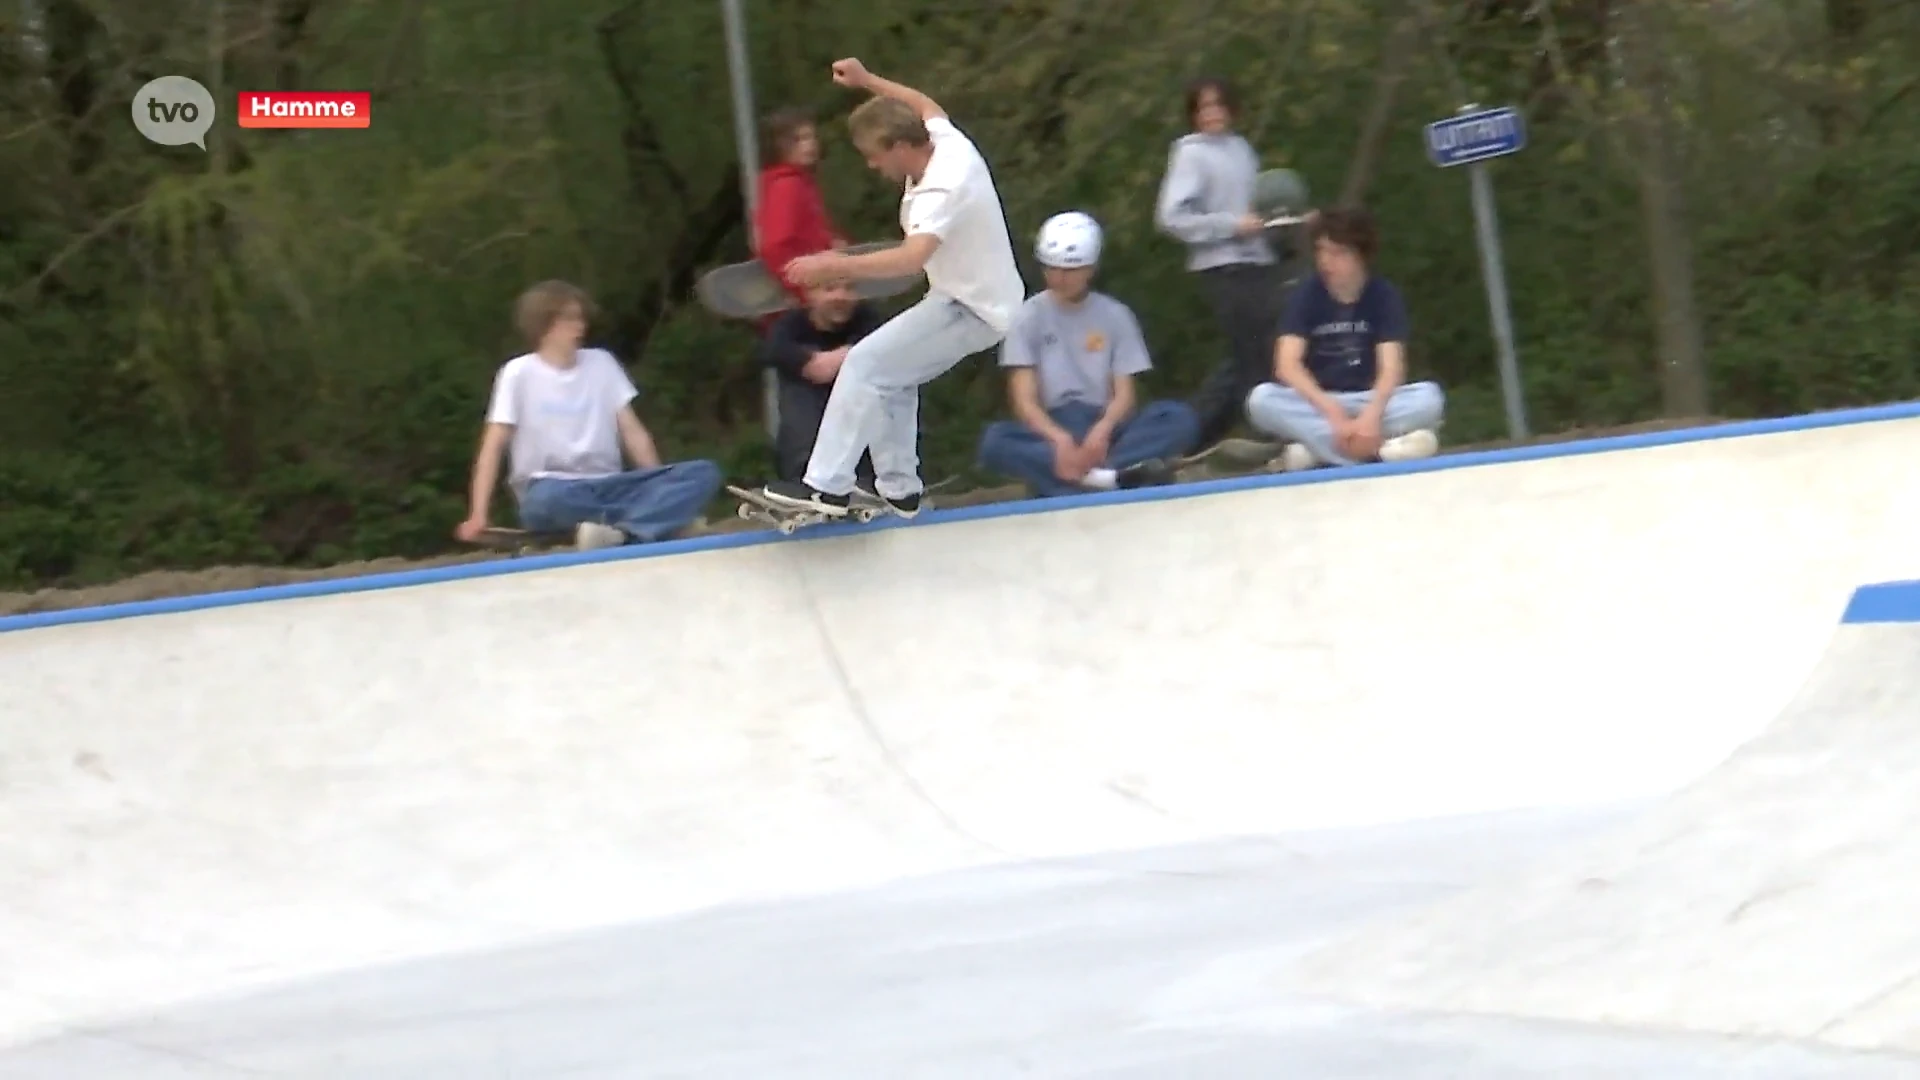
left=773, top=376, right=887, bottom=484
left=1185, top=262, right=1293, bottom=452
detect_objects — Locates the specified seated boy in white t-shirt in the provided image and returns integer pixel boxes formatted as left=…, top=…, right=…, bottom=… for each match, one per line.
left=977, top=212, right=1199, bottom=497
left=454, top=280, right=722, bottom=550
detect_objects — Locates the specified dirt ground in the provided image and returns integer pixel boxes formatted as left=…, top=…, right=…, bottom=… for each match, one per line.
left=0, top=417, right=1724, bottom=618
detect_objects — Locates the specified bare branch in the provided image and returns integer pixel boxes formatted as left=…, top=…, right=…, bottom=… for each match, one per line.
left=7, top=200, right=144, bottom=301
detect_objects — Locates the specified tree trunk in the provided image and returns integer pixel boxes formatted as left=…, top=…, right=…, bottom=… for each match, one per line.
left=1339, top=12, right=1421, bottom=207
left=1811, top=0, right=1871, bottom=144
left=1616, top=0, right=1709, bottom=417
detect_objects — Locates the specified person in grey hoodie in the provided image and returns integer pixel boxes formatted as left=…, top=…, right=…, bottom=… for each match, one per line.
left=1153, top=75, right=1299, bottom=454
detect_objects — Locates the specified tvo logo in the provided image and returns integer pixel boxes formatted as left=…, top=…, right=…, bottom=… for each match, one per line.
left=131, top=76, right=216, bottom=149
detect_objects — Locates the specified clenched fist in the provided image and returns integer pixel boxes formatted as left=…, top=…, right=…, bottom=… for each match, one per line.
left=831, top=58, right=871, bottom=88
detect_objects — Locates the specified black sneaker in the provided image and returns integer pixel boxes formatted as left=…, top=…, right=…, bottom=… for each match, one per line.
left=760, top=479, right=850, bottom=516
left=849, top=478, right=921, bottom=518
left=1117, top=458, right=1176, bottom=489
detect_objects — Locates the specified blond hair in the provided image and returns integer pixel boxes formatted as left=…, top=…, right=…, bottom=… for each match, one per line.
left=847, top=97, right=929, bottom=151
left=513, top=280, right=594, bottom=347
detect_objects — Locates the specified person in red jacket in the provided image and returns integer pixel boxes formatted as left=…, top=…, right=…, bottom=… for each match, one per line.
left=754, top=106, right=846, bottom=316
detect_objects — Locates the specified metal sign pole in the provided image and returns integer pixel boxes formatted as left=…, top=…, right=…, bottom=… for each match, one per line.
left=719, top=0, right=759, bottom=217
left=718, top=0, right=779, bottom=441
left=1467, top=157, right=1528, bottom=439
left=1423, top=102, right=1531, bottom=440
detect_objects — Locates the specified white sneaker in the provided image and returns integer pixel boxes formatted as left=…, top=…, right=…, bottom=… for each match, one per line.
left=1279, top=443, right=1318, bottom=472
left=574, top=522, right=625, bottom=550
left=1379, top=429, right=1440, bottom=462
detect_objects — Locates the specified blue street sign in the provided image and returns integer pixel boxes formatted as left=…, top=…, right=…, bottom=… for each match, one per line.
left=1424, top=106, right=1527, bottom=168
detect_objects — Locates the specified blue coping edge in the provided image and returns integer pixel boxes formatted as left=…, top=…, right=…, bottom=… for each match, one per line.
left=1841, top=581, right=1920, bottom=624
left=4, top=398, right=1919, bottom=636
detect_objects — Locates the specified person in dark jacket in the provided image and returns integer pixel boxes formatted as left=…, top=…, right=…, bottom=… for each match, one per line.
left=759, top=280, right=920, bottom=488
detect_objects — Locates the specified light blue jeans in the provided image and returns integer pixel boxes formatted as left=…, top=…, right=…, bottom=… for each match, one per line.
left=518, top=461, right=722, bottom=543
left=1245, top=381, right=1446, bottom=466
left=804, top=291, right=1005, bottom=500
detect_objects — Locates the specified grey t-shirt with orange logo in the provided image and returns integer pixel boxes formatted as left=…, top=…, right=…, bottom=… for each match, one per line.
left=996, top=291, right=1153, bottom=411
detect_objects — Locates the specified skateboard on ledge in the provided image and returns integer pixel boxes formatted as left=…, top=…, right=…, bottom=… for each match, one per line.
left=1177, top=438, right=1285, bottom=470
left=461, top=527, right=572, bottom=556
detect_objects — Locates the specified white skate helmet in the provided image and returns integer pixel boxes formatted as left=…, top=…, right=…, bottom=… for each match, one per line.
left=1035, top=211, right=1103, bottom=269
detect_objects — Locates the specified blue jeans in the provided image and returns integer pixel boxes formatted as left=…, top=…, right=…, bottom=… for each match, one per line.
left=977, top=400, right=1200, bottom=497
left=518, top=460, right=722, bottom=543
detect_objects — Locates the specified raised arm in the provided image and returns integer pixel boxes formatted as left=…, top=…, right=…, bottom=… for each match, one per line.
left=832, top=58, right=945, bottom=122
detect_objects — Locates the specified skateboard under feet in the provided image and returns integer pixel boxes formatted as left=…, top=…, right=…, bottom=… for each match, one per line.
left=725, top=479, right=955, bottom=536
left=728, top=485, right=886, bottom=535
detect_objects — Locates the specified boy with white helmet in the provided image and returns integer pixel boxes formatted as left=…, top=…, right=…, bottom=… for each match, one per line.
left=977, top=211, right=1199, bottom=497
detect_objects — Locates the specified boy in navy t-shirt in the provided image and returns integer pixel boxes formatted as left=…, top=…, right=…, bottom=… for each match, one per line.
left=1245, top=207, right=1445, bottom=469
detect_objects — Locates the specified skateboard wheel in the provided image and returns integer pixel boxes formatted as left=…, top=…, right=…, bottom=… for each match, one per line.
left=736, top=503, right=754, bottom=520
left=778, top=519, right=800, bottom=535
left=853, top=508, right=876, bottom=523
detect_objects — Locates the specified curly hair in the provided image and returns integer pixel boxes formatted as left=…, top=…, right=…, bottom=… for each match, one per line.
left=1311, top=206, right=1381, bottom=264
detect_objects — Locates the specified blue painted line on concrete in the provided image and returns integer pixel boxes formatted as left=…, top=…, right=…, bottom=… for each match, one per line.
left=4, top=399, right=1919, bottom=635
left=1841, top=580, right=1920, bottom=624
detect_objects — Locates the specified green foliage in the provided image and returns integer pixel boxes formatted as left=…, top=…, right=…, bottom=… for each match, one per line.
left=1, top=0, right=1917, bottom=590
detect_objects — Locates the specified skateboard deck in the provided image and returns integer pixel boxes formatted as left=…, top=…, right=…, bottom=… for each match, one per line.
left=728, top=485, right=879, bottom=535
left=1253, top=167, right=1312, bottom=224
left=697, top=241, right=922, bottom=320
left=726, top=479, right=956, bottom=536
left=1177, top=437, right=1284, bottom=470
left=464, top=526, right=572, bottom=555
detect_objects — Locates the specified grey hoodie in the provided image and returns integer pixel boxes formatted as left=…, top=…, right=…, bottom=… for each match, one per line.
left=1153, top=131, right=1276, bottom=272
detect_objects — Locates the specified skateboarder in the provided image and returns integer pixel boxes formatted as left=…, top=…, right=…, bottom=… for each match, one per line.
left=757, top=57, right=1025, bottom=520
left=761, top=278, right=922, bottom=489
left=977, top=211, right=1198, bottom=497
left=454, top=280, right=722, bottom=550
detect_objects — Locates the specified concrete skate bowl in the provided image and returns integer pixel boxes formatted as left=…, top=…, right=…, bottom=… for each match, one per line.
left=1283, top=580, right=1920, bottom=1058
left=2, top=401, right=1920, bottom=1077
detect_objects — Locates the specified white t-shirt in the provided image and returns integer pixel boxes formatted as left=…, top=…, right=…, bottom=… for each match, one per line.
left=485, top=347, right=636, bottom=493
left=901, top=116, right=1027, bottom=333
